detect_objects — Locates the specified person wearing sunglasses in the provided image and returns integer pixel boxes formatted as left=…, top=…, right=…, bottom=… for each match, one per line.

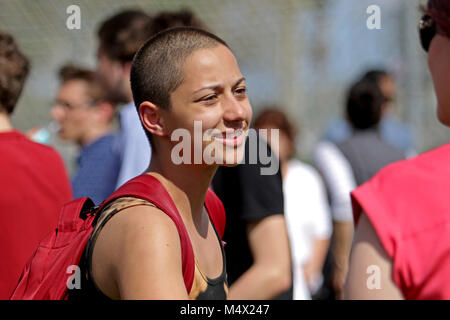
left=344, top=0, right=450, bottom=300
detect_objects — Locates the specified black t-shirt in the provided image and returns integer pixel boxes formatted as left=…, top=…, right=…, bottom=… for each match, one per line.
left=212, top=134, right=292, bottom=299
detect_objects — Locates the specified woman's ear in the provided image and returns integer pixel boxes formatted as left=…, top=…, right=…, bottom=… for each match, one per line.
left=139, top=101, right=166, bottom=137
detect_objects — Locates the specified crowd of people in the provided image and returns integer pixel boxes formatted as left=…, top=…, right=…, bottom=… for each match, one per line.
left=1, top=0, right=450, bottom=300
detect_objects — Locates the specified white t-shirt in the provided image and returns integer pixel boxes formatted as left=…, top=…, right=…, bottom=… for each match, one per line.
left=283, top=159, right=332, bottom=300
left=115, top=102, right=152, bottom=189
left=313, top=140, right=357, bottom=222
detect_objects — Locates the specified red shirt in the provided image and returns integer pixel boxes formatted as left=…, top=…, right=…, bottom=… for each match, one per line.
left=0, top=131, right=72, bottom=299
left=351, top=143, right=450, bottom=299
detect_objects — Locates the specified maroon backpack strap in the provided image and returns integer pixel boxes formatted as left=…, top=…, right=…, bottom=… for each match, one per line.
left=204, top=189, right=226, bottom=239
left=98, top=174, right=195, bottom=294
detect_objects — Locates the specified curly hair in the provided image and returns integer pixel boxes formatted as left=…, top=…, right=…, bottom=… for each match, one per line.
left=0, top=31, right=29, bottom=114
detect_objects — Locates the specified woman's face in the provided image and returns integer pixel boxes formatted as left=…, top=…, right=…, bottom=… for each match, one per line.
left=428, top=34, right=450, bottom=126
left=163, top=44, right=252, bottom=166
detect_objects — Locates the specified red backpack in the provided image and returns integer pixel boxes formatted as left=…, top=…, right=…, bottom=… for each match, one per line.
left=10, top=174, right=225, bottom=300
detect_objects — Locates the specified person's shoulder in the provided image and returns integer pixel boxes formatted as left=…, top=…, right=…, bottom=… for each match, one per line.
left=313, top=139, right=340, bottom=157
left=353, top=143, right=450, bottom=235
left=86, top=133, right=122, bottom=155
left=376, top=143, right=450, bottom=183
left=99, top=200, right=181, bottom=246
left=287, top=159, right=321, bottom=182
left=19, top=134, right=66, bottom=163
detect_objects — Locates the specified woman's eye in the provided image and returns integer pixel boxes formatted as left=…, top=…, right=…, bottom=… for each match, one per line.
left=202, top=95, right=217, bottom=103
left=235, top=87, right=247, bottom=96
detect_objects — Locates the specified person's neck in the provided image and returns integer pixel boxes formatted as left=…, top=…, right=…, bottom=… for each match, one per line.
left=123, top=82, right=133, bottom=105
left=0, top=112, right=13, bottom=133
left=79, top=124, right=112, bottom=147
left=147, top=152, right=218, bottom=227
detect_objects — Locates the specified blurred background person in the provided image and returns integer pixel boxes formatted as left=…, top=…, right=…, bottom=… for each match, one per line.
left=253, top=108, right=332, bottom=300
left=95, top=10, right=153, bottom=189
left=212, top=130, right=293, bottom=300
left=51, top=64, right=121, bottom=205
left=345, top=0, right=450, bottom=299
left=0, top=31, right=72, bottom=299
left=314, top=77, right=405, bottom=299
left=323, top=69, right=416, bottom=158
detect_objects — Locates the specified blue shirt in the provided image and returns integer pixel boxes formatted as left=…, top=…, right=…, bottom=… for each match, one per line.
left=115, top=102, right=151, bottom=188
left=72, top=133, right=122, bottom=205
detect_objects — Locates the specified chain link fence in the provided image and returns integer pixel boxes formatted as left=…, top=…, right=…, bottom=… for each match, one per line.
left=1, top=0, right=448, bottom=165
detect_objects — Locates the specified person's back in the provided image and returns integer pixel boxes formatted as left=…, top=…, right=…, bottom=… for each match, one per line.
left=0, top=131, right=72, bottom=298
left=0, top=31, right=72, bottom=298
left=336, top=129, right=404, bottom=186
left=336, top=78, right=405, bottom=186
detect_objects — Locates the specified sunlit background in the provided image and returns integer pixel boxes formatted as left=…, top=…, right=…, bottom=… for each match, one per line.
left=1, top=0, right=448, bottom=172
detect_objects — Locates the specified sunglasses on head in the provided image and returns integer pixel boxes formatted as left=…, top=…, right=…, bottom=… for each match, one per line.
left=419, top=14, right=436, bottom=52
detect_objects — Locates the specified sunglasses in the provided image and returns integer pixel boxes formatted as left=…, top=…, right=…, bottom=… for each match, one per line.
left=418, top=14, right=436, bottom=52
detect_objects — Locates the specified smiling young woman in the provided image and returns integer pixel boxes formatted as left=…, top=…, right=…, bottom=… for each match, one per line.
left=77, top=27, right=252, bottom=300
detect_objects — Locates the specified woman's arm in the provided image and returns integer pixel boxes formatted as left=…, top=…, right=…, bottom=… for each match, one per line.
left=228, top=214, right=292, bottom=300
left=303, top=237, right=330, bottom=289
left=343, top=212, right=403, bottom=300
left=92, top=205, right=189, bottom=299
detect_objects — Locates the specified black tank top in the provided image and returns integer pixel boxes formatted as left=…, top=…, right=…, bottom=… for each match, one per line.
left=69, top=197, right=228, bottom=300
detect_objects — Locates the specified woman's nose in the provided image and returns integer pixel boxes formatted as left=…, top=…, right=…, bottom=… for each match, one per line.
left=223, top=95, right=247, bottom=123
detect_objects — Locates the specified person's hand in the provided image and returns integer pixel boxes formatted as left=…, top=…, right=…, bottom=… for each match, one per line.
left=332, top=264, right=348, bottom=300
left=303, top=263, right=314, bottom=286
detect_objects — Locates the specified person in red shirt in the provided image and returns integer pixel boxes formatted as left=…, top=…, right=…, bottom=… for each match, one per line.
left=344, top=0, right=450, bottom=299
left=0, top=31, right=72, bottom=299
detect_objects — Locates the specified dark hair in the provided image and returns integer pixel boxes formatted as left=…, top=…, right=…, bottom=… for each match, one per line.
left=253, top=108, right=297, bottom=159
left=346, top=79, right=386, bottom=130
left=130, top=27, right=229, bottom=145
left=253, top=108, right=297, bottom=144
left=149, top=9, right=207, bottom=35
left=131, top=27, right=228, bottom=110
left=58, top=64, right=106, bottom=104
left=97, top=10, right=152, bottom=63
left=361, top=69, right=390, bottom=84
left=0, top=31, right=29, bottom=114
left=422, top=0, right=450, bottom=38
